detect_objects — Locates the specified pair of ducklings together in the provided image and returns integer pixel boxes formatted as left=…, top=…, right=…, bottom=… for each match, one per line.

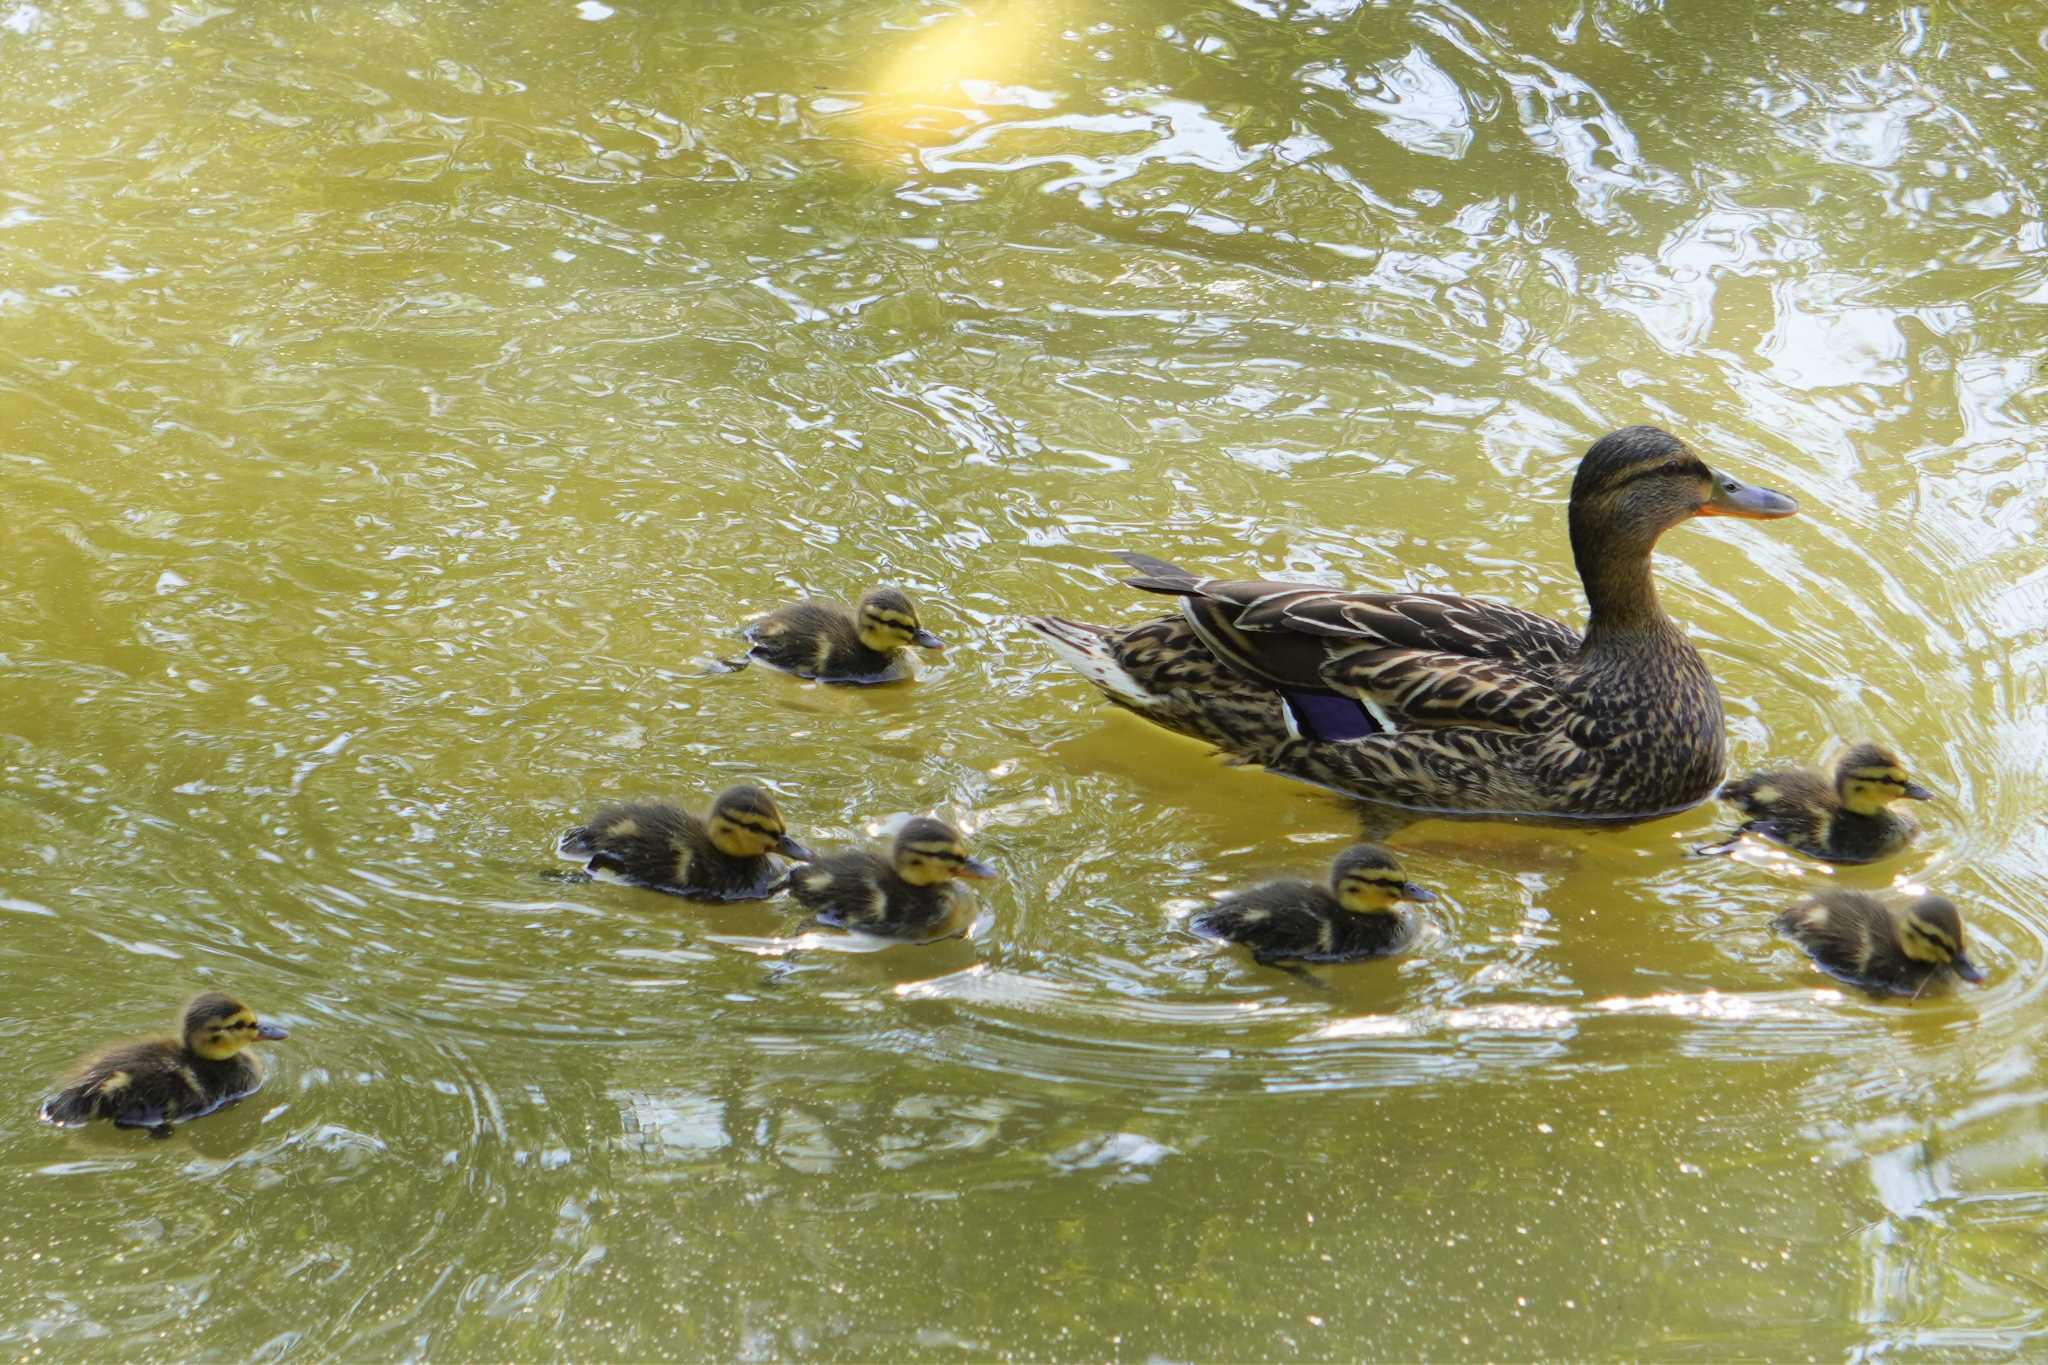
left=559, top=785, right=995, bottom=937
left=1197, top=741, right=1984, bottom=997
left=1196, top=843, right=1983, bottom=997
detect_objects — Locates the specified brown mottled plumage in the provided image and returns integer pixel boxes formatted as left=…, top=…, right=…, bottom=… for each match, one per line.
left=1190, top=844, right=1434, bottom=965
left=743, top=586, right=943, bottom=685
left=1710, top=742, right=1931, bottom=863
left=1774, top=891, right=1985, bottom=996
left=40, top=993, right=289, bottom=1139
left=559, top=784, right=810, bottom=901
left=1027, top=427, right=1799, bottom=821
left=786, top=817, right=996, bottom=938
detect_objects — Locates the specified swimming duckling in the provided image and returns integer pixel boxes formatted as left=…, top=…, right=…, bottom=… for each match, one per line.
left=743, top=586, right=944, bottom=685
left=1191, top=844, right=1435, bottom=965
left=40, top=992, right=289, bottom=1139
left=1774, top=890, right=1986, bottom=996
left=1708, top=742, right=1933, bottom=863
left=559, top=784, right=811, bottom=901
left=786, top=816, right=996, bottom=937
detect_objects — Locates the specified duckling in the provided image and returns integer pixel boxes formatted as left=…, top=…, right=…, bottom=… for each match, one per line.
left=558, top=784, right=811, bottom=901
left=743, top=586, right=944, bottom=685
left=786, top=816, right=996, bottom=938
left=1190, top=844, right=1435, bottom=965
left=1774, top=890, right=1986, bottom=996
left=40, top=992, right=289, bottom=1139
left=1708, top=742, right=1933, bottom=863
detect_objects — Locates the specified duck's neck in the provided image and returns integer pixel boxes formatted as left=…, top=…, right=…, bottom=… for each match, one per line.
left=1571, top=515, right=1676, bottom=647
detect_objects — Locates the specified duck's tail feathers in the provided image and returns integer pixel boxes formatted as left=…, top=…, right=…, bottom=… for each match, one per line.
left=1116, top=550, right=1202, bottom=595
left=40, top=1086, right=96, bottom=1126
left=1024, top=616, right=1157, bottom=707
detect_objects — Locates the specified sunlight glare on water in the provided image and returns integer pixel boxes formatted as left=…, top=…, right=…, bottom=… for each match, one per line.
left=0, top=0, right=2045, bottom=1357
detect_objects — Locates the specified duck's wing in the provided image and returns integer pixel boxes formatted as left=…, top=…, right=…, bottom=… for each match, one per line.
left=1118, top=552, right=1580, bottom=736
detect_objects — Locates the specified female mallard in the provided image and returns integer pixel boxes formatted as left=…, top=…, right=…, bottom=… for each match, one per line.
left=559, top=784, right=811, bottom=901
left=743, top=586, right=944, bottom=685
left=787, top=816, right=996, bottom=938
left=1190, top=843, right=1434, bottom=964
left=40, top=993, right=289, bottom=1139
left=1706, top=742, right=1932, bottom=863
left=1027, top=427, right=1797, bottom=820
left=1774, top=890, right=1985, bottom=996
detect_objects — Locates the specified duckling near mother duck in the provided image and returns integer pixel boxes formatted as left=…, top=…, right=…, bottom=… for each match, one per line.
left=1191, top=843, right=1434, bottom=965
left=786, top=817, right=996, bottom=939
left=742, top=586, right=944, bottom=685
left=1704, top=742, right=1932, bottom=863
left=1775, top=890, right=1985, bottom=997
left=40, top=993, right=289, bottom=1139
left=559, top=784, right=811, bottom=901
left=1028, top=427, right=1798, bottom=821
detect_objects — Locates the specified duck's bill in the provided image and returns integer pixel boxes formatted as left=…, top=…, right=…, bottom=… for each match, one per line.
left=959, top=858, right=999, bottom=879
left=1952, top=955, right=1987, bottom=984
left=912, top=629, right=945, bottom=650
left=1401, top=882, right=1438, bottom=903
left=776, top=835, right=814, bottom=860
left=257, top=1022, right=290, bottom=1041
left=1903, top=783, right=1936, bottom=801
left=1700, top=472, right=1798, bottom=519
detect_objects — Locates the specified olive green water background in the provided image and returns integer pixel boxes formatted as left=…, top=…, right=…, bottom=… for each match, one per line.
left=3, top=0, right=2046, bottom=1357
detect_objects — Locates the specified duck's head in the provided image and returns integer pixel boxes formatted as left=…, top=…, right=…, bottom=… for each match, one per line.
left=892, top=816, right=997, bottom=886
left=1898, top=895, right=1985, bottom=983
left=1833, top=742, right=1935, bottom=815
left=856, top=587, right=943, bottom=654
left=707, top=784, right=812, bottom=860
left=183, top=993, right=288, bottom=1061
left=1330, top=843, right=1437, bottom=913
left=1569, top=427, right=1798, bottom=578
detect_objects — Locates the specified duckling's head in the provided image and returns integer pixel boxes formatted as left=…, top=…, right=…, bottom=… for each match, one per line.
left=856, top=587, right=944, bottom=654
left=1898, top=895, right=1985, bottom=983
left=182, top=993, right=288, bottom=1061
left=1569, top=427, right=1798, bottom=571
left=707, top=784, right=812, bottom=860
left=1330, top=844, right=1437, bottom=913
left=891, top=816, right=998, bottom=886
left=1834, top=743, right=1935, bottom=815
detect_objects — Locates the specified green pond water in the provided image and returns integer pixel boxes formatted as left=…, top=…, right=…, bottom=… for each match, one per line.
left=2, top=0, right=2046, bottom=1357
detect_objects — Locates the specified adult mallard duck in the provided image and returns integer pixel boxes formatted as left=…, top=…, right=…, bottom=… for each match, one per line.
left=40, top=993, right=290, bottom=1139
left=743, top=586, right=944, bottom=685
left=558, top=784, right=811, bottom=901
left=786, top=816, right=996, bottom=938
left=1190, top=843, right=1434, bottom=965
left=1027, top=427, right=1798, bottom=821
left=1705, top=742, right=1932, bottom=863
left=1774, top=890, right=1985, bottom=996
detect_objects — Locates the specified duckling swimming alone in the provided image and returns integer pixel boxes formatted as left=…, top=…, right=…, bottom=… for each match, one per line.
left=1775, top=890, right=1985, bottom=997
left=559, top=784, right=811, bottom=901
left=743, top=586, right=943, bottom=685
left=40, top=992, right=289, bottom=1139
left=1190, top=843, right=1434, bottom=965
left=1709, top=742, right=1933, bottom=863
left=786, top=816, right=996, bottom=938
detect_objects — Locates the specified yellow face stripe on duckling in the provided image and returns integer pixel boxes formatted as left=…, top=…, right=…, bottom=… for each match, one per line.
left=1840, top=767, right=1915, bottom=815
left=1335, top=869, right=1405, bottom=913
left=897, top=839, right=974, bottom=887
left=708, top=812, right=788, bottom=858
left=1901, top=914, right=1960, bottom=964
left=193, top=1010, right=265, bottom=1061
left=857, top=610, right=923, bottom=653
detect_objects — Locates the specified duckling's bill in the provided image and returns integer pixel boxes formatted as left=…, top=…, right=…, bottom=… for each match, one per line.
left=776, top=834, right=814, bottom=860
left=912, top=628, right=944, bottom=649
left=1400, top=881, right=1437, bottom=903
left=256, top=1021, right=289, bottom=1040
